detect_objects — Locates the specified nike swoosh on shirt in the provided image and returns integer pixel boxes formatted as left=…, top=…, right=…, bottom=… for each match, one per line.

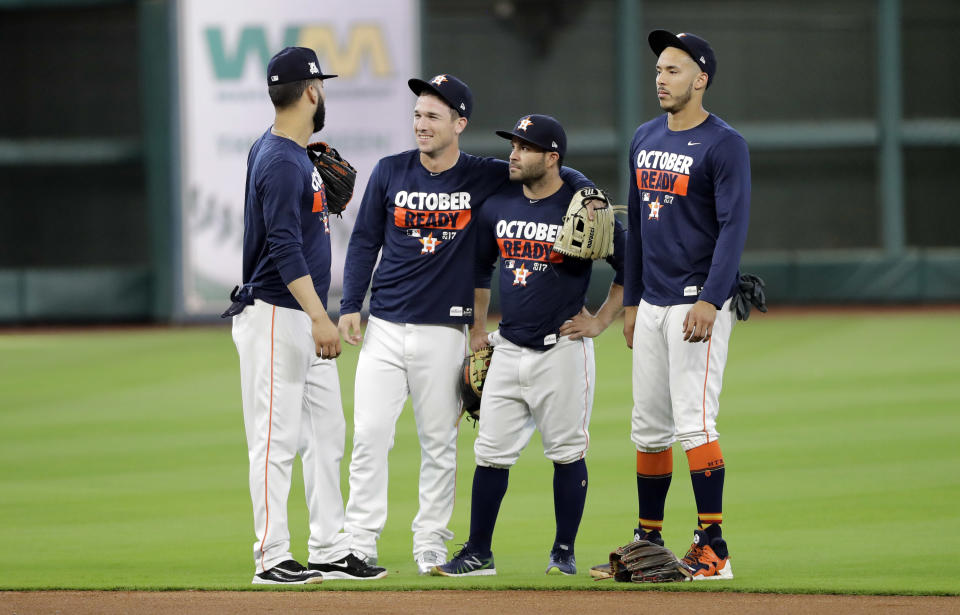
left=687, top=141, right=701, bottom=146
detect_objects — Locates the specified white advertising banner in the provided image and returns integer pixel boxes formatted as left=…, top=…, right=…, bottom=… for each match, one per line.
left=177, top=0, right=419, bottom=315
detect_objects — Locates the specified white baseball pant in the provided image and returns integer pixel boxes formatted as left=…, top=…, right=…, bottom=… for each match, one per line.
left=232, top=299, right=352, bottom=573
left=344, top=316, right=465, bottom=561
left=475, top=332, right=594, bottom=468
left=631, top=298, right=735, bottom=452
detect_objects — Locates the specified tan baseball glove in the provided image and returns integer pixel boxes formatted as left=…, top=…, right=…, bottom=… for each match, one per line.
left=459, top=346, right=493, bottom=422
left=552, top=187, right=619, bottom=260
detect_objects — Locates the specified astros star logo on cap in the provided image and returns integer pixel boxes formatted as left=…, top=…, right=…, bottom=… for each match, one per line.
left=517, top=117, right=534, bottom=131
left=430, top=75, right=448, bottom=86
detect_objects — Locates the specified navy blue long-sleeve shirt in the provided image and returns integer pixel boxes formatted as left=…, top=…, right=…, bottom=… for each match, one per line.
left=624, top=113, right=750, bottom=309
left=241, top=129, right=333, bottom=310
left=340, top=149, right=592, bottom=325
left=475, top=182, right=626, bottom=351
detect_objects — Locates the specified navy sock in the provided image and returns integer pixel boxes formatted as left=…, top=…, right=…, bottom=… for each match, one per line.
left=636, top=449, right=673, bottom=533
left=468, top=465, right=509, bottom=556
left=552, top=459, right=588, bottom=551
left=690, top=466, right=725, bottom=530
left=686, top=442, right=725, bottom=533
left=637, top=474, right=672, bottom=532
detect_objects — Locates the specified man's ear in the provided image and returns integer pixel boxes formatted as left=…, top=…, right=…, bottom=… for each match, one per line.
left=695, top=71, right=709, bottom=91
left=306, top=80, right=321, bottom=104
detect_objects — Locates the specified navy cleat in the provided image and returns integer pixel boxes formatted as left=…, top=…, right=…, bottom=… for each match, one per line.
left=545, top=543, right=577, bottom=575
left=634, top=528, right=664, bottom=546
left=431, top=543, right=496, bottom=577
left=681, top=529, right=733, bottom=580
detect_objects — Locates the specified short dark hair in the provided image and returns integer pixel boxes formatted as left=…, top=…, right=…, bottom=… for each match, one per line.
left=269, top=79, right=312, bottom=109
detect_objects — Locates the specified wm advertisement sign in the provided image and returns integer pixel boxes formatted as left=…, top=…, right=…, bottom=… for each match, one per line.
left=177, top=1, right=419, bottom=316
left=205, top=25, right=393, bottom=80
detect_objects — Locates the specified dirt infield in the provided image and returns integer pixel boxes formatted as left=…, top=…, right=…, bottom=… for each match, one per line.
left=2, top=591, right=959, bottom=615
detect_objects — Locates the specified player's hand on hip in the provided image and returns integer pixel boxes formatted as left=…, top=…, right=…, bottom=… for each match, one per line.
left=313, top=317, right=342, bottom=359
left=469, top=327, right=490, bottom=352
left=682, top=300, right=717, bottom=343
left=623, top=305, right=638, bottom=349
left=560, top=306, right=603, bottom=340
left=337, top=312, right=363, bottom=346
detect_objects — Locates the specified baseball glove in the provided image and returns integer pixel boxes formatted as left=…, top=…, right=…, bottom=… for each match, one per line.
left=608, top=540, right=692, bottom=583
left=306, top=141, right=356, bottom=215
left=731, top=272, right=768, bottom=321
left=459, top=346, right=493, bottom=422
left=552, top=187, right=619, bottom=260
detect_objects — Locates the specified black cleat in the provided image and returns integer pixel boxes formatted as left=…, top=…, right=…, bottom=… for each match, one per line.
left=252, top=559, right=324, bottom=585
left=308, top=552, right=387, bottom=580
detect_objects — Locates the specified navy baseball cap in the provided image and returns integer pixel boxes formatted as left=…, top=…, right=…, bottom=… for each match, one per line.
left=495, top=114, right=567, bottom=159
left=648, top=30, right=717, bottom=88
left=408, top=74, right=473, bottom=119
left=267, top=46, right=337, bottom=85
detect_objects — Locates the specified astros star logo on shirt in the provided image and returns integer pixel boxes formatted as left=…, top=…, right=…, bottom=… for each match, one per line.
left=512, top=263, right=531, bottom=286
left=648, top=199, right=663, bottom=220
left=419, top=233, right=441, bottom=254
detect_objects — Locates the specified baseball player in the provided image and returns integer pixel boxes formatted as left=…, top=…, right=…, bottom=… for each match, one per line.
left=607, top=30, right=751, bottom=580
left=226, top=47, right=386, bottom=584
left=338, top=76, right=597, bottom=574
left=432, top=114, right=625, bottom=577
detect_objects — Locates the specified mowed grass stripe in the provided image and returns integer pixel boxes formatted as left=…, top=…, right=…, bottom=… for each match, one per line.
left=0, top=312, right=957, bottom=593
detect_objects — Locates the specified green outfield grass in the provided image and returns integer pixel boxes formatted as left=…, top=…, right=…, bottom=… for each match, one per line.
left=1, top=311, right=958, bottom=594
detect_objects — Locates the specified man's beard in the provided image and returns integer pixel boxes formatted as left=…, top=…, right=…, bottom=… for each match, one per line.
left=312, top=99, right=326, bottom=132
left=661, top=81, right=693, bottom=113
left=514, top=157, right=547, bottom=183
